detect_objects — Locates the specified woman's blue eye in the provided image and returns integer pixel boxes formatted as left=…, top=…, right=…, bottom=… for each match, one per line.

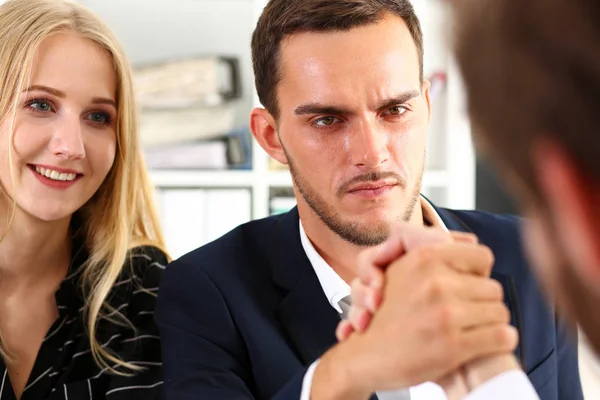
left=29, top=100, right=52, bottom=112
left=87, top=112, right=111, bottom=124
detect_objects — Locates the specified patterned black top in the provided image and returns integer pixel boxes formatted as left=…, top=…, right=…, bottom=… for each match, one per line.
left=0, top=241, right=168, bottom=400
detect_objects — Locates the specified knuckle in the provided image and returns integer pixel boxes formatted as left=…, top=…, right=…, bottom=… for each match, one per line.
left=480, top=245, right=495, bottom=272
left=495, top=325, right=519, bottom=349
left=425, top=276, right=448, bottom=302
left=490, top=279, right=504, bottom=299
left=413, top=246, right=438, bottom=266
left=347, top=308, right=360, bottom=327
left=465, top=233, right=478, bottom=242
left=434, top=304, right=458, bottom=331
left=350, top=278, right=365, bottom=296
left=498, top=304, right=511, bottom=324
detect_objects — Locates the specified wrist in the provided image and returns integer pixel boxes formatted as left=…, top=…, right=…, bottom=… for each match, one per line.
left=311, top=339, right=373, bottom=400
left=438, top=369, right=470, bottom=400
left=464, top=354, right=521, bottom=391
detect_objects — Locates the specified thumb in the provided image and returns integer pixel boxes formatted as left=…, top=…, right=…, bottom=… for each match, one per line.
left=373, top=223, right=453, bottom=267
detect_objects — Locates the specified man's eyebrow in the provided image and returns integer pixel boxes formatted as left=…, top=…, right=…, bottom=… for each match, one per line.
left=293, top=90, right=421, bottom=116
left=375, top=91, right=421, bottom=112
left=294, top=103, right=352, bottom=116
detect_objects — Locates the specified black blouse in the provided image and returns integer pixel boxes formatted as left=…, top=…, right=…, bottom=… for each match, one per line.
left=0, top=243, right=168, bottom=400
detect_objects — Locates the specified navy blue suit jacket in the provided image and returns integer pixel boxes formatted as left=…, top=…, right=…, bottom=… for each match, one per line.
left=155, top=206, right=583, bottom=399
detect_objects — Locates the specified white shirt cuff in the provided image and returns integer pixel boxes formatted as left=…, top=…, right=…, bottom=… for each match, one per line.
left=300, top=360, right=320, bottom=400
left=464, top=370, right=540, bottom=400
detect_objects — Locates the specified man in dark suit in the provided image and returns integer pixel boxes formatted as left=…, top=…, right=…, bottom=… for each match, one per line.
left=155, top=0, right=583, bottom=399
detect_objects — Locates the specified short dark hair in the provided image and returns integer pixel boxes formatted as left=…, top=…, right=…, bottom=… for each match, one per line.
left=454, top=0, right=600, bottom=201
left=251, top=0, right=424, bottom=118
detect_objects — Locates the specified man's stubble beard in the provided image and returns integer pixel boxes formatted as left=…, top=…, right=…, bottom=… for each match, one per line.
left=282, top=145, right=423, bottom=247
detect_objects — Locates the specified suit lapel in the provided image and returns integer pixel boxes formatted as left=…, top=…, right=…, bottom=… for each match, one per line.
left=270, top=208, right=340, bottom=365
left=435, top=204, right=526, bottom=365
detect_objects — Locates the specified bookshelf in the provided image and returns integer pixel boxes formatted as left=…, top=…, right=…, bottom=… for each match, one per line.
left=149, top=168, right=454, bottom=220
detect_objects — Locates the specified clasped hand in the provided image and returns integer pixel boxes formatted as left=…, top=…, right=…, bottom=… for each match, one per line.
left=336, top=224, right=522, bottom=399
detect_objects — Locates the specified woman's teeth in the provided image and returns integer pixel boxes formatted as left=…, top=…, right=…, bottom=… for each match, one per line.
left=35, top=166, right=77, bottom=181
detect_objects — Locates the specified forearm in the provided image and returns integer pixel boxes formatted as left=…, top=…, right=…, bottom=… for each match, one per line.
left=464, top=354, right=521, bottom=390
left=310, top=342, right=372, bottom=400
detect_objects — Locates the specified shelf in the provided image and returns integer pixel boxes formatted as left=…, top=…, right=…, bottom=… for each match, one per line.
left=150, top=169, right=254, bottom=188
left=150, top=169, right=450, bottom=189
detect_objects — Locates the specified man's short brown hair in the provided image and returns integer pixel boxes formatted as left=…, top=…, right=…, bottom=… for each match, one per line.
left=454, top=0, right=600, bottom=201
left=251, top=0, right=424, bottom=118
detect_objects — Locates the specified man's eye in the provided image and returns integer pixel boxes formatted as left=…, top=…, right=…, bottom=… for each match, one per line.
left=387, top=106, right=407, bottom=116
left=314, top=116, right=337, bottom=126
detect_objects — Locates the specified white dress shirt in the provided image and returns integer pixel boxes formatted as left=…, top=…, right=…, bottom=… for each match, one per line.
left=299, top=196, right=448, bottom=400
left=463, top=370, right=539, bottom=400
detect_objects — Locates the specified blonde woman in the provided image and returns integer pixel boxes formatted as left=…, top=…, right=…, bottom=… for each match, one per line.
left=0, top=0, right=170, bottom=398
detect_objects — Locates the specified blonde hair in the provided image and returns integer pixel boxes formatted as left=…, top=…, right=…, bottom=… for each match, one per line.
left=0, top=0, right=169, bottom=373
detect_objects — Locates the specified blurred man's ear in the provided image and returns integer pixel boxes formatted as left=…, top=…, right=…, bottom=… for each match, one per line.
left=421, top=79, right=432, bottom=124
left=534, top=139, right=600, bottom=288
left=249, top=108, right=288, bottom=165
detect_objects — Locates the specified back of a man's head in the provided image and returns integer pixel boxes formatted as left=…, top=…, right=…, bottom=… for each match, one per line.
left=455, top=0, right=600, bottom=199
left=251, top=0, right=423, bottom=118
left=454, top=0, right=600, bottom=355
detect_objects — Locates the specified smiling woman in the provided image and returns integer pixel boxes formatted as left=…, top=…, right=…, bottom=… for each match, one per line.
left=0, top=0, right=169, bottom=399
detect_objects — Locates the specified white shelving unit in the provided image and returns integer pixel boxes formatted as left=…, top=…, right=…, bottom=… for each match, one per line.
left=149, top=168, right=454, bottom=220
left=149, top=0, right=475, bottom=222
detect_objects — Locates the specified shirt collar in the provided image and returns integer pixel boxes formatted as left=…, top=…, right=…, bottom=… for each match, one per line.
left=300, top=195, right=448, bottom=313
left=421, top=195, right=448, bottom=232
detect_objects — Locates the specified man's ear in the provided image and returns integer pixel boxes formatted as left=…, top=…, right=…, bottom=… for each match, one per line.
left=421, top=79, right=432, bottom=124
left=534, top=139, right=600, bottom=286
left=250, top=107, right=288, bottom=165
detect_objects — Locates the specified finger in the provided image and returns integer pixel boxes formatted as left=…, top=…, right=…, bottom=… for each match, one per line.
left=356, top=248, right=387, bottom=289
left=357, top=224, right=452, bottom=288
left=454, top=324, right=519, bottom=367
left=375, top=224, right=452, bottom=267
left=354, top=309, right=373, bottom=333
left=350, top=278, right=382, bottom=312
left=451, top=301, right=512, bottom=330
left=407, top=241, right=495, bottom=278
left=393, top=265, right=502, bottom=307
left=450, top=231, right=478, bottom=244
left=445, top=242, right=495, bottom=277
left=453, top=274, right=504, bottom=302
left=336, top=320, right=355, bottom=342
left=347, top=304, right=372, bottom=332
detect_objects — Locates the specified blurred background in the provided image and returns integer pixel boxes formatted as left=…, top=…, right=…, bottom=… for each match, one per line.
left=31, top=0, right=600, bottom=396
left=78, top=0, right=479, bottom=259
